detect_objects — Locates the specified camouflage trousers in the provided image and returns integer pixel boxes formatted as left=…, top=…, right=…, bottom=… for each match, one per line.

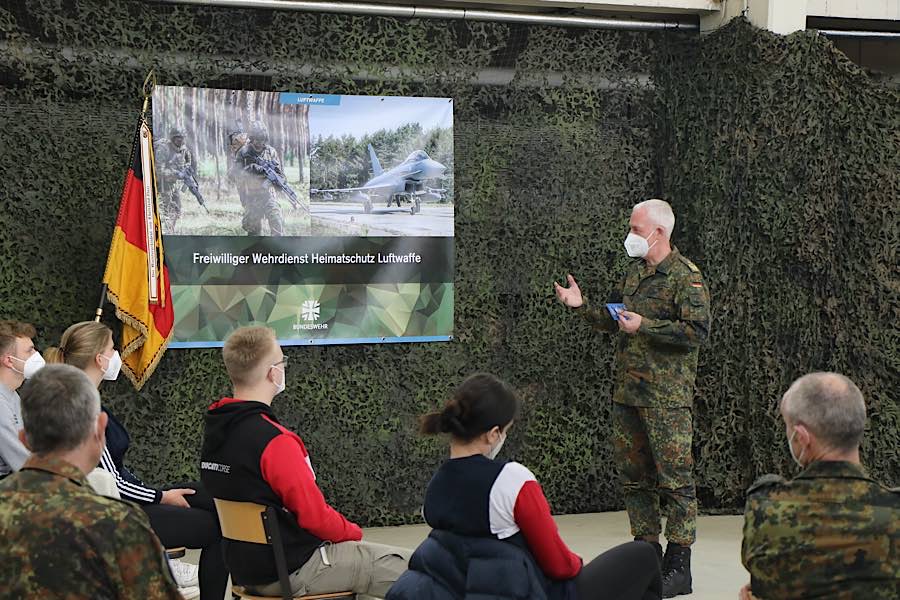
left=611, top=402, right=697, bottom=545
left=242, top=189, right=284, bottom=236
left=159, top=184, right=181, bottom=232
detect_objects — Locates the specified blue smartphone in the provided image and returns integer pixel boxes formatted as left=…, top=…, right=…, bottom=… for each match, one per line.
left=606, top=303, right=626, bottom=320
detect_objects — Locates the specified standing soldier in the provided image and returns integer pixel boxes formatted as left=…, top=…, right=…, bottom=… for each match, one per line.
left=554, top=199, right=710, bottom=598
left=155, top=127, right=194, bottom=232
left=233, top=122, right=285, bottom=236
left=226, top=128, right=248, bottom=208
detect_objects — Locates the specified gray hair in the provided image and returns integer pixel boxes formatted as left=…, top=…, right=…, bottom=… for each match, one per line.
left=20, top=364, right=101, bottom=454
left=780, top=372, right=866, bottom=452
left=633, top=199, right=675, bottom=239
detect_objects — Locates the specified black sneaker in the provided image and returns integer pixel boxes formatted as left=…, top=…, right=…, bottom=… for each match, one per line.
left=661, top=543, right=692, bottom=598
left=634, top=536, right=663, bottom=567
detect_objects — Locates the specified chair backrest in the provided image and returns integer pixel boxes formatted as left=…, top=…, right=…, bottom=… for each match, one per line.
left=213, top=498, right=269, bottom=544
left=213, top=498, right=355, bottom=600
left=214, top=498, right=294, bottom=599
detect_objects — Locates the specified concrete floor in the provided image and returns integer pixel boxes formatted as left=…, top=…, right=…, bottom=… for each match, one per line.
left=193, top=511, right=747, bottom=599
left=365, top=512, right=748, bottom=600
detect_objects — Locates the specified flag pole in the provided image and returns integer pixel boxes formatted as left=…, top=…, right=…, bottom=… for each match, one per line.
left=95, top=68, right=156, bottom=323
left=94, top=284, right=108, bottom=322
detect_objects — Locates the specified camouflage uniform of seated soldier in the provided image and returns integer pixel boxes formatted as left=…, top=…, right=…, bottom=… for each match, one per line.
left=740, top=372, right=899, bottom=600
left=232, top=121, right=284, bottom=236
left=0, top=364, right=182, bottom=599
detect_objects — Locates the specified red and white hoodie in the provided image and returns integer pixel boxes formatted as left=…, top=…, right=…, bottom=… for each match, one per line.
left=201, top=398, right=361, bottom=586
left=423, top=453, right=582, bottom=580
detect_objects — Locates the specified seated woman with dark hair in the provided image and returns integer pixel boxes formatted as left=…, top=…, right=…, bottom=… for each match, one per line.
left=388, top=373, right=661, bottom=600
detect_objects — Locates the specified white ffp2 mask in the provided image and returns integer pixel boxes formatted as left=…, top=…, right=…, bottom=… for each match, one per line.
left=487, top=432, right=507, bottom=460
left=101, top=350, right=122, bottom=381
left=271, top=365, right=286, bottom=395
left=12, top=352, right=46, bottom=379
left=624, top=232, right=658, bottom=258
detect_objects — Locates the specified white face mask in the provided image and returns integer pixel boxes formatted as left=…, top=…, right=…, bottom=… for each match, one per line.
left=624, top=231, right=658, bottom=258
left=271, top=364, right=286, bottom=395
left=788, top=429, right=805, bottom=468
left=100, top=350, right=122, bottom=381
left=487, top=431, right=507, bottom=460
left=11, top=352, right=46, bottom=379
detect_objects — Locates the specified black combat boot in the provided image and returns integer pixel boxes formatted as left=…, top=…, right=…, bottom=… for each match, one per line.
left=634, top=537, right=663, bottom=567
left=661, top=543, right=692, bottom=598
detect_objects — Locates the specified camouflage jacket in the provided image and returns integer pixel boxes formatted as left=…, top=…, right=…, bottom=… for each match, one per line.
left=233, top=143, right=282, bottom=194
left=742, top=460, right=900, bottom=599
left=578, top=246, right=710, bottom=408
left=0, top=455, right=182, bottom=599
left=155, top=139, right=194, bottom=182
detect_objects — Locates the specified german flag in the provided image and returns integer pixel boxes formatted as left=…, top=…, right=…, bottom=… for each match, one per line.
left=102, top=119, right=174, bottom=389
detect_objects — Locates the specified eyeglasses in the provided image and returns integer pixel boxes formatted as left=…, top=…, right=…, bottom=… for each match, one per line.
left=272, top=357, right=287, bottom=368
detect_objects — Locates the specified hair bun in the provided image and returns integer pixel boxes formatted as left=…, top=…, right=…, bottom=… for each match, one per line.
left=439, top=411, right=465, bottom=436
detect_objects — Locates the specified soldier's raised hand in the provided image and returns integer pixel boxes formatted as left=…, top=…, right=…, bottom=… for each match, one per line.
left=554, top=274, right=584, bottom=308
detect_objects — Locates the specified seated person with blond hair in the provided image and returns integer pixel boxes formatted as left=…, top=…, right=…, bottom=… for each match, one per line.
left=0, top=320, right=44, bottom=479
left=46, top=321, right=225, bottom=599
left=201, top=325, right=411, bottom=597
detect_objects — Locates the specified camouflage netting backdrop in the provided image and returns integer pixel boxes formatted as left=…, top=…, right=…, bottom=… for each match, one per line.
left=0, top=1, right=896, bottom=524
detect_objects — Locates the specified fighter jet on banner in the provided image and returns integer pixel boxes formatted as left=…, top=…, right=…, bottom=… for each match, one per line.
left=311, top=144, right=447, bottom=215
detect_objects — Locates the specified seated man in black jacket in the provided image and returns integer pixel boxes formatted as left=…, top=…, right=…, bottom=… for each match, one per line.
left=200, top=325, right=411, bottom=597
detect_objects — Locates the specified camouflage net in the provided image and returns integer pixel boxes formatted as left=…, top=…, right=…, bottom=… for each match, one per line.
left=654, top=18, right=899, bottom=507
left=0, top=1, right=896, bottom=524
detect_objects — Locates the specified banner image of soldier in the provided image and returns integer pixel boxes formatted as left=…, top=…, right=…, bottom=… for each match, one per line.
left=155, top=128, right=204, bottom=231
left=230, top=122, right=291, bottom=236
left=151, top=87, right=310, bottom=236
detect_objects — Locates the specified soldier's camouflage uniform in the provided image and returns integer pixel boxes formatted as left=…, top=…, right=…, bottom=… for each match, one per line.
left=232, top=143, right=285, bottom=236
left=228, top=134, right=249, bottom=209
left=155, top=138, right=194, bottom=232
left=0, top=455, right=182, bottom=599
left=578, top=246, right=710, bottom=545
left=742, top=460, right=899, bottom=599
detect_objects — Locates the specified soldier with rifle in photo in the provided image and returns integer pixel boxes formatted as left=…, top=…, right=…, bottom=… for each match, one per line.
left=231, top=121, right=300, bottom=237
left=155, top=127, right=207, bottom=231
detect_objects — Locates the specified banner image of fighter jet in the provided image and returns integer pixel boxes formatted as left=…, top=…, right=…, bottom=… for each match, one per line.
left=311, top=144, right=447, bottom=215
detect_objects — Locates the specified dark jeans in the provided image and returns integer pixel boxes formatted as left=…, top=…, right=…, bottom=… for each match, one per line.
left=142, top=481, right=227, bottom=600
left=575, top=541, right=662, bottom=600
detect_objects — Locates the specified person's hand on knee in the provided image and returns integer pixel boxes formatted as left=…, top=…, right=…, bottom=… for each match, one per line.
left=161, top=488, right=196, bottom=508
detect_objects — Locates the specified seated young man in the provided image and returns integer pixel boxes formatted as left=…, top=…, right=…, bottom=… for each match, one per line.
left=0, top=320, right=44, bottom=479
left=741, top=372, right=899, bottom=600
left=201, top=325, right=411, bottom=598
left=0, top=364, right=181, bottom=598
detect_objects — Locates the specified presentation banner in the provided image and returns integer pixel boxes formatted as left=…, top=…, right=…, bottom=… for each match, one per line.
left=152, top=86, right=454, bottom=347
